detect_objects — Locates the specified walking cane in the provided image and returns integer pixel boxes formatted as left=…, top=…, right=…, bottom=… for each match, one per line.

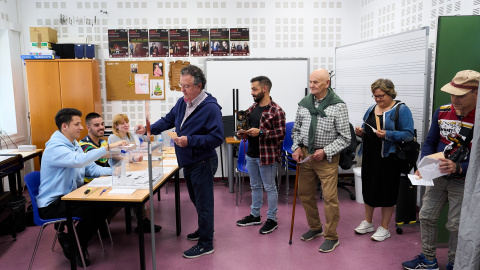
left=289, top=164, right=300, bottom=244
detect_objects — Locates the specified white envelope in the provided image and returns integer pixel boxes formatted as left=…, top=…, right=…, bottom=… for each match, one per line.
left=417, top=156, right=448, bottom=182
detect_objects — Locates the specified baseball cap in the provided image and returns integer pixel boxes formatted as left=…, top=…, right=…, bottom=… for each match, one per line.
left=441, top=70, right=480, bottom=95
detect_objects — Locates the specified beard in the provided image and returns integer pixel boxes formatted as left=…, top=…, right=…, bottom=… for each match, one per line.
left=253, top=91, right=265, bottom=103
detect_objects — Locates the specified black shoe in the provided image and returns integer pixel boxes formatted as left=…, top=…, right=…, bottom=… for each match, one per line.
left=187, top=230, right=215, bottom=241
left=135, top=218, right=162, bottom=233
left=57, top=232, right=72, bottom=261
left=259, top=219, right=278, bottom=234
left=236, top=214, right=261, bottom=226
left=75, top=247, right=91, bottom=267
left=187, top=230, right=199, bottom=241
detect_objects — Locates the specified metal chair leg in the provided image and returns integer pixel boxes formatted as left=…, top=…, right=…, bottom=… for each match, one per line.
left=72, top=225, right=87, bottom=270
left=29, top=224, right=47, bottom=270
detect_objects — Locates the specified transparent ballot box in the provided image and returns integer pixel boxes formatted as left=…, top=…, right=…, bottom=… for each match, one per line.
left=110, top=142, right=164, bottom=189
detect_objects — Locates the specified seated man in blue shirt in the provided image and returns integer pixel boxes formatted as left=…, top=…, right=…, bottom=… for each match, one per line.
left=37, top=108, right=119, bottom=266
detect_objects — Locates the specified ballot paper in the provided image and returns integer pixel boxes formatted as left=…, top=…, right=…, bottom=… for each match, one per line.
left=87, top=176, right=112, bottom=187
left=108, top=188, right=136, bottom=195
left=364, top=122, right=377, bottom=133
left=408, top=174, right=434, bottom=186
left=417, top=156, right=448, bottom=183
left=299, top=155, right=312, bottom=163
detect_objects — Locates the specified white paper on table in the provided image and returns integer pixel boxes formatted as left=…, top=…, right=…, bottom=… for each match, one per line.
left=108, top=188, right=137, bottom=195
left=0, top=149, right=15, bottom=154
left=417, top=156, right=447, bottom=181
left=142, top=155, right=162, bottom=161
left=299, top=155, right=312, bottom=163
left=408, top=174, right=434, bottom=186
left=162, top=166, right=174, bottom=175
left=87, top=176, right=112, bottom=187
left=162, top=160, right=178, bottom=166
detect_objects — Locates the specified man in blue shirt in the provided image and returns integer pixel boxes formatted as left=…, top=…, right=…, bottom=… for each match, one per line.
left=37, top=108, right=114, bottom=266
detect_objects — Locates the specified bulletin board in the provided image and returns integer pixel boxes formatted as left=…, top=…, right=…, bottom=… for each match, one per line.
left=105, top=60, right=165, bottom=100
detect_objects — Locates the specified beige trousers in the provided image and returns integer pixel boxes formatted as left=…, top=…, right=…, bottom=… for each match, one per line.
left=298, top=147, right=340, bottom=240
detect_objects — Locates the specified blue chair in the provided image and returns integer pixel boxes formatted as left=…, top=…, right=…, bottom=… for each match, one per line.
left=25, top=171, right=110, bottom=270
left=235, top=139, right=249, bottom=206
left=279, top=122, right=296, bottom=201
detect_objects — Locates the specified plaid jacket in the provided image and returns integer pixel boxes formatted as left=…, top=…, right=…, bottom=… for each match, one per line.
left=246, top=99, right=286, bottom=165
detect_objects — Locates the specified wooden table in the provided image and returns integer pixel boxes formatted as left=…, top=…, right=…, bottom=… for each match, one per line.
left=62, top=155, right=180, bottom=270
left=225, top=136, right=241, bottom=193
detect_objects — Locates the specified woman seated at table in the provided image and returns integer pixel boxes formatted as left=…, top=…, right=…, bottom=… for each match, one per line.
left=108, top=113, right=162, bottom=233
left=108, top=113, right=146, bottom=166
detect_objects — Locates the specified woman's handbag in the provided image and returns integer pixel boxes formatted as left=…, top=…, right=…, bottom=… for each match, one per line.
left=394, top=103, right=420, bottom=175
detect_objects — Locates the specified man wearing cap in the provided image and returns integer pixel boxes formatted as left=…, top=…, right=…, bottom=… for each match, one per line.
left=402, top=70, right=480, bottom=270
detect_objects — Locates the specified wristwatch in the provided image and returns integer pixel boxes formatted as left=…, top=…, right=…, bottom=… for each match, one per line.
left=259, top=129, right=264, bottom=136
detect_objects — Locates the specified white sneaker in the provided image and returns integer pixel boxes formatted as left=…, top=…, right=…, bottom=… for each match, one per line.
left=354, top=220, right=374, bottom=234
left=371, top=226, right=391, bottom=241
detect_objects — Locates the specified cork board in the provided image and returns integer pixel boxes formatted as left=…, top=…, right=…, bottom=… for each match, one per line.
left=105, top=60, right=165, bottom=100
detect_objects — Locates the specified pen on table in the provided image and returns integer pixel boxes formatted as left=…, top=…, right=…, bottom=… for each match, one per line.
left=99, top=188, right=107, bottom=196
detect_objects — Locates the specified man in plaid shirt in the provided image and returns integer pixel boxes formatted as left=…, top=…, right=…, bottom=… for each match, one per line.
left=292, top=69, right=350, bottom=252
left=236, top=75, right=286, bottom=235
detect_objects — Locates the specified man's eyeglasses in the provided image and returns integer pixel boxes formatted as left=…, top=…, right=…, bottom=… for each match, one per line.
left=372, top=94, right=386, bottom=99
left=178, top=83, right=196, bottom=89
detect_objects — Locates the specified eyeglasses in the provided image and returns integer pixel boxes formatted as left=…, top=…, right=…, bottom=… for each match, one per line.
left=178, top=83, right=196, bottom=89
left=372, top=94, right=386, bottom=99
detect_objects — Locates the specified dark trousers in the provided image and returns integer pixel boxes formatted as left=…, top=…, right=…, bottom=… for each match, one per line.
left=183, top=155, right=218, bottom=249
left=39, top=198, right=111, bottom=248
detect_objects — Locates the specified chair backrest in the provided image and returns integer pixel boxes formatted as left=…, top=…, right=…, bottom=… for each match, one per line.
left=237, top=139, right=248, bottom=173
left=283, top=122, right=294, bottom=154
left=24, top=171, right=45, bottom=226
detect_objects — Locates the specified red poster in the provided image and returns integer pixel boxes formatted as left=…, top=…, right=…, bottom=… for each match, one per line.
left=129, top=29, right=149, bottom=57
left=190, top=29, right=209, bottom=57
left=230, top=28, right=250, bottom=56
left=169, top=29, right=189, bottom=57
left=108, top=29, right=129, bottom=58
left=149, top=29, right=169, bottom=57
left=210, top=28, right=230, bottom=56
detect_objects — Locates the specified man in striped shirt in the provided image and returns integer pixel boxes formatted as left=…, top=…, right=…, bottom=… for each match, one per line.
left=236, top=76, right=286, bottom=235
left=292, top=69, right=350, bottom=253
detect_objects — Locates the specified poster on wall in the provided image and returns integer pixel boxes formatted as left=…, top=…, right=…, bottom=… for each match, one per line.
left=135, top=74, right=149, bottom=94
left=169, top=29, right=189, bottom=57
left=150, top=79, right=165, bottom=99
left=210, top=28, right=230, bottom=56
left=230, top=28, right=250, bottom=56
left=129, top=29, right=149, bottom=57
left=149, top=29, right=169, bottom=57
left=190, top=29, right=209, bottom=57
left=108, top=29, right=129, bottom=58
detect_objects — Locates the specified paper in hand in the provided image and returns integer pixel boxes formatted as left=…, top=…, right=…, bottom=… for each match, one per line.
left=166, top=131, right=178, bottom=139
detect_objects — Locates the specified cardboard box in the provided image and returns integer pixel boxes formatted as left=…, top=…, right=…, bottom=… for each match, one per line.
left=29, top=27, right=58, bottom=43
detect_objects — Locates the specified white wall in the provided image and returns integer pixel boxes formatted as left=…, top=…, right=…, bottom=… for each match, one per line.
left=5, top=0, right=480, bottom=176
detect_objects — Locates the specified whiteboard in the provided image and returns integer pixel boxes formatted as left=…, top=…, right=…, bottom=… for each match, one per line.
left=335, top=27, right=431, bottom=144
left=205, top=58, right=309, bottom=122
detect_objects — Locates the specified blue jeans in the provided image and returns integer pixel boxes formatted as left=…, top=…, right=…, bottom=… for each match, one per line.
left=183, top=155, right=218, bottom=249
left=420, top=175, right=465, bottom=263
left=245, top=155, right=278, bottom=221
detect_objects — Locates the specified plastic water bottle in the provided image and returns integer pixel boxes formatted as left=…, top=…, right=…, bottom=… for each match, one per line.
left=120, top=150, right=127, bottom=177
left=158, top=134, right=164, bottom=150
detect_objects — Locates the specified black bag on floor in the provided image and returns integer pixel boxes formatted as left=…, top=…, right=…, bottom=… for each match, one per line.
left=395, top=176, right=417, bottom=224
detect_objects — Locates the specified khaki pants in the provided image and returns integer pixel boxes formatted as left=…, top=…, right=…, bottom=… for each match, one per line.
left=298, top=147, right=340, bottom=240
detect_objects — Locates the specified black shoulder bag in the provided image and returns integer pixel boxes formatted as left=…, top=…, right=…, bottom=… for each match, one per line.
left=394, top=103, right=420, bottom=175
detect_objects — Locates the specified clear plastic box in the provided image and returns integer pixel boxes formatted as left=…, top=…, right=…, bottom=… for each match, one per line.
left=110, top=141, right=163, bottom=189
